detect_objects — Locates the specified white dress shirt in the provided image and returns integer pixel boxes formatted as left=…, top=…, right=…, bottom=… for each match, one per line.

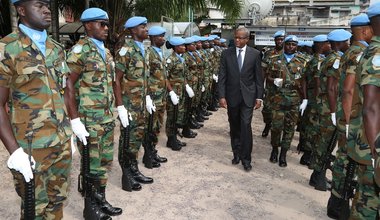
left=236, top=45, right=247, bottom=66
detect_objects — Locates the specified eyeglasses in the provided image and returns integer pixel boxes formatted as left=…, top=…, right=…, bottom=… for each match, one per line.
left=234, top=36, right=248, bottom=40
left=93, top=20, right=110, bottom=28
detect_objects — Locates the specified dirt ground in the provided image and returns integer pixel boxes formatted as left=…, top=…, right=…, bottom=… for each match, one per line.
left=0, top=108, right=332, bottom=220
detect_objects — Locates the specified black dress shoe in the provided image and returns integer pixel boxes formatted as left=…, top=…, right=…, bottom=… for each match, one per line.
left=232, top=156, right=240, bottom=165
left=242, top=163, right=252, bottom=171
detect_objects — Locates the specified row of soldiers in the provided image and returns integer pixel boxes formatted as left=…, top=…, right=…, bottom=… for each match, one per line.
left=0, top=1, right=226, bottom=219
left=261, top=5, right=380, bottom=219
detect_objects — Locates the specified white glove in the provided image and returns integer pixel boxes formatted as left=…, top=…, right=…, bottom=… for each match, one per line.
left=7, top=148, right=35, bottom=182
left=201, top=85, right=205, bottom=93
left=185, top=84, right=195, bottom=98
left=71, top=118, right=89, bottom=145
left=331, top=112, right=336, bottom=126
left=274, top=78, right=283, bottom=87
left=117, top=105, right=129, bottom=128
left=345, top=124, right=349, bottom=139
left=212, top=74, right=218, bottom=82
left=145, top=95, right=156, bottom=114
left=169, top=90, right=179, bottom=105
left=299, top=99, right=308, bottom=116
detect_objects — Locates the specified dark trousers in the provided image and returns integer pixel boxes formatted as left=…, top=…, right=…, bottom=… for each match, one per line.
left=227, top=101, right=254, bottom=164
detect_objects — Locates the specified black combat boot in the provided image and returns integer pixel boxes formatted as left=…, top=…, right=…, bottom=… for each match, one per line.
left=262, top=123, right=271, bottom=137
left=143, top=144, right=160, bottom=169
left=327, top=193, right=343, bottom=220
left=279, top=148, right=288, bottom=167
left=151, top=145, right=167, bottom=163
left=300, top=151, right=311, bottom=166
left=269, top=147, right=279, bottom=163
left=98, top=186, right=122, bottom=216
left=309, top=170, right=318, bottom=187
left=189, top=117, right=202, bottom=129
left=130, top=159, right=154, bottom=184
left=182, top=126, right=197, bottom=138
left=167, top=135, right=181, bottom=151
left=314, top=169, right=328, bottom=191
left=84, top=176, right=111, bottom=220
left=121, top=163, right=142, bottom=192
left=176, top=138, right=187, bottom=147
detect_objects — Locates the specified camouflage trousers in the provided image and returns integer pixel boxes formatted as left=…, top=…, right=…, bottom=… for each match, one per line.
left=192, top=83, right=202, bottom=108
left=166, top=95, right=185, bottom=136
left=350, top=164, right=380, bottom=220
left=119, top=107, right=145, bottom=155
left=271, top=104, right=299, bottom=150
left=151, top=104, right=165, bottom=146
left=11, top=141, right=71, bottom=220
left=303, top=106, right=319, bottom=153
left=310, top=114, right=335, bottom=172
left=78, top=122, right=115, bottom=187
left=261, top=90, right=273, bottom=125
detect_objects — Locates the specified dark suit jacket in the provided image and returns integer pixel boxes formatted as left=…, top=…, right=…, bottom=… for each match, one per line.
left=218, top=46, right=264, bottom=108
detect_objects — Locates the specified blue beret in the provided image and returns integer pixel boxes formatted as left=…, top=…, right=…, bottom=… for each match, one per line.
left=207, top=36, right=215, bottom=41
left=192, top=35, right=201, bottom=42
left=367, top=2, right=380, bottom=18
left=200, top=37, right=208, bottom=41
left=169, top=37, right=185, bottom=46
left=351, top=14, right=370, bottom=26
left=80, top=8, right=109, bottom=22
left=313, top=34, right=328, bottom=42
left=124, top=16, right=147, bottom=29
left=273, top=30, right=285, bottom=38
left=148, top=26, right=166, bottom=36
left=297, top=41, right=305, bottom=47
left=284, top=35, right=298, bottom=43
left=304, top=41, right=313, bottom=47
left=184, top=37, right=195, bottom=44
left=210, top=35, right=220, bottom=40
left=12, top=0, right=51, bottom=4
left=327, top=29, right=352, bottom=42
left=220, top=38, right=227, bottom=43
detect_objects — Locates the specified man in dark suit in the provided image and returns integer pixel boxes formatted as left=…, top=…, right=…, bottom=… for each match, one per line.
left=218, top=26, right=264, bottom=171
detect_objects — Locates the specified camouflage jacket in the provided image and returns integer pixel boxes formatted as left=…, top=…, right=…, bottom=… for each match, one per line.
left=166, top=52, right=186, bottom=96
left=262, top=48, right=282, bottom=92
left=115, top=39, right=148, bottom=111
left=193, top=51, right=205, bottom=85
left=350, top=36, right=380, bottom=165
left=66, top=36, right=115, bottom=125
left=336, top=41, right=367, bottom=128
left=317, top=51, right=342, bottom=116
left=303, top=54, right=324, bottom=106
left=146, top=46, right=167, bottom=107
left=267, top=53, right=306, bottom=107
left=0, top=30, right=71, bottom=149
left=183, top=51, right=198, bottom=89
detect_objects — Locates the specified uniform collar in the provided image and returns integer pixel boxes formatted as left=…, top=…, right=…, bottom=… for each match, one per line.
left=19, top=23, right=47, bottom=56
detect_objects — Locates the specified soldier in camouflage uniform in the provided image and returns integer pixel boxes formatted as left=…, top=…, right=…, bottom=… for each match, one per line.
left=165, top=37, right=190, bottom=151
left=326, top=14, right=373, bottom=219
left=65, top=8, right=122, bottom=217
left=309, top=29, right=351, bottom=192
left=182, top=36, right=200, bottom=136
left=300, top=35, right=331, bottom=167
left=143, top=25, right=169, bottom=168
left=193, top=36, right=208, bottom=124
left=267, top=35, right=307, bottom=167
left=209, top=35, right=222, bottom=111
left=114, top=16, right=154, bottom=191
left=348, top=5, right=380, bottom=219
left=0, top=0, right=72, bottom=219
left=198, top=37, right=212, bottom=120
left=261, top=30, right=285, bottom=138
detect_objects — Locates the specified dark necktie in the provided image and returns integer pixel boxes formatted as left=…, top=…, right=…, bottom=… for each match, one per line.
left=238, top=49, right=243, bottom=71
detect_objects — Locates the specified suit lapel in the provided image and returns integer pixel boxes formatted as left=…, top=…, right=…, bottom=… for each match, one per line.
left=230, top=47, right=239, bottom=72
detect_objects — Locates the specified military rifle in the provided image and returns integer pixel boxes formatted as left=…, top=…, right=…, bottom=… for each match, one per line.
left=339, top=157, right=357, bottom=220
left=321, top=127, right=338, bottom=171
left=143, top=111, right=155, bottom=168
left=24, top=125, right=35, bottom=220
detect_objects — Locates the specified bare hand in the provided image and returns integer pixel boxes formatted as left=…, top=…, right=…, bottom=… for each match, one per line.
left=219, top=98, right=227, bottom=109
